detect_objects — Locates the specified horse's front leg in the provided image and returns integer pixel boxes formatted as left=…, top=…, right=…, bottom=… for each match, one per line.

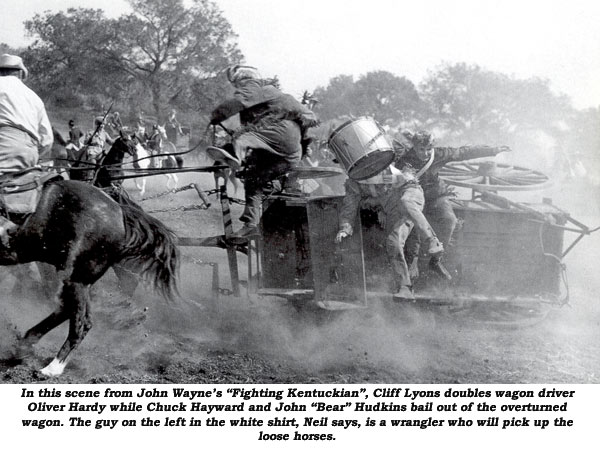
left=165, top=174, right=178, bottom=190
left=40, top=281, right=92, bottom=377
left=135, top=177, right=147, bottom=196
left=15, top=308, right=68, bottom=361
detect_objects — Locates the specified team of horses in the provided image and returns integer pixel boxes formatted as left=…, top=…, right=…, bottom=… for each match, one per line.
left=1, top=133, right=181, bottom=377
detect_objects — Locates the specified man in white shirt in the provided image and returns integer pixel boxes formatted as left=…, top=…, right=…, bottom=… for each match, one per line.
left=0, top=54, right=53, bottom=173
left=0, top=54, right=53, bottom=244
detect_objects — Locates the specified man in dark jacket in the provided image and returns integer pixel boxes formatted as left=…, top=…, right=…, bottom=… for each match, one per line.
left=210, top=65, right=319, bottom=239
left=394, top=130, right=511, bottom=267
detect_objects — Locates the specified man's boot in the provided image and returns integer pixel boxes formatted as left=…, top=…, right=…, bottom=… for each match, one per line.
left=229, top=223, right=261, bottom=244
left=426, top=236, right=444, bottom=256
left=393, top=286, right=415, bottom=302
left=429, top=255, right=452, bottom=280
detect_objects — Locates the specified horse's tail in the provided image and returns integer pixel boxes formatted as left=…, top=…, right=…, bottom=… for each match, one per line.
left=115, top=196, right=179, bottom=300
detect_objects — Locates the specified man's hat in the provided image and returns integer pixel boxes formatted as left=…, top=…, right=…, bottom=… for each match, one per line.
left=226, top=65, right=261, bottom=84
left=0, top=54, right=28, bottom=78
left=94, top=116, right=105, bottom=125
left=205, top=146, right=241, bottom=169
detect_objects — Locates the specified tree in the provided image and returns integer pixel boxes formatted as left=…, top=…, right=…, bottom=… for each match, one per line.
left=0, top=43, right=23, bottom=54
left=419, top=63, right=574, bottom=144
left=24, top=8, right=139, bottom=108
left=107, top=0, right=242, bottom=118
left=313, top=71, right=423, bottom=124
left=24, top=8, right=115, bottom=101
left=313, top=74, right=356, bottom=120
left=419, top=62, right=579, bottom=174
left=23, top=0, right=242, bottom=120
left=354, top=71, right=423, bottom=123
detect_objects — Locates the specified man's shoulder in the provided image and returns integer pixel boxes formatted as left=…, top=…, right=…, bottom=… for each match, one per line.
left=2, top=77, right=43, bottom=102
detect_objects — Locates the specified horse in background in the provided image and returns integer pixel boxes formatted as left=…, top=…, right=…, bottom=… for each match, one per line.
left=62, top=133, right=138, bottom=187
left=133, top=125, right=182, bottom=196
left=132, top=140, right=153, bottom=196
left=1, top=177, right=179, bottom=377
left=152, top=125, right=183, bottom=189
left=93, top=134, right=138, bottom=188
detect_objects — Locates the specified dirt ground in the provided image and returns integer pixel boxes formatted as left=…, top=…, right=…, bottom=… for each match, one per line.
left=1, top=169, right=599, bottom=384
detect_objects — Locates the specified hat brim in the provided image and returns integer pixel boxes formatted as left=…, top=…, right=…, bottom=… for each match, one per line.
left=0, top=55, right=28, bottom=78
left=205, top=146, right=241, bottom=169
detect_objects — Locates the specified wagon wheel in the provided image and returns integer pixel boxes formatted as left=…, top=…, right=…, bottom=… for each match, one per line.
left=438, top=160, right=551, bottom=191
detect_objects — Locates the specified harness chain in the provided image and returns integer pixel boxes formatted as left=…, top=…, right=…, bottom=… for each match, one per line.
left=140, top=184, right=245, bottom=213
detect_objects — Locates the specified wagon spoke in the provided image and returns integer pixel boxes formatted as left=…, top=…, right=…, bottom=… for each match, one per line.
left=440, top=167, right=472, bottom=174
left=461, top=162, right=479, bottom=171
left=444, top=174, right=485, bottom=181
left=488, top=176, right=514, bottom=186
left=440, top=161, right=550, bottom=191
left=492, top=176, right=531, bottom=186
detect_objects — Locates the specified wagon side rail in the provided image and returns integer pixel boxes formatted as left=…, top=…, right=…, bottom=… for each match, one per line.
left=476, top=189, right=599, bottom=259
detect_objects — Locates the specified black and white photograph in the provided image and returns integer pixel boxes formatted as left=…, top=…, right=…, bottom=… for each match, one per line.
left=0, top=0, right=599, bottom=392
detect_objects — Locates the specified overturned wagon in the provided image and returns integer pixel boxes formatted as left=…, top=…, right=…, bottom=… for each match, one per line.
left=247, top=160, right=594, bottom=322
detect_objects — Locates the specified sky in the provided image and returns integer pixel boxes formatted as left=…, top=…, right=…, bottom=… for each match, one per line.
left=1, top=0, right=599, bottom=109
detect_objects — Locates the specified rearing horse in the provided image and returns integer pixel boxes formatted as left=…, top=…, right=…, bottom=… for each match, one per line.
left=0, top=170, right=179, bottom=376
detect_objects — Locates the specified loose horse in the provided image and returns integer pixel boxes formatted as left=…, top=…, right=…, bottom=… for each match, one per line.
left=1, top=177, right=178, bottom=377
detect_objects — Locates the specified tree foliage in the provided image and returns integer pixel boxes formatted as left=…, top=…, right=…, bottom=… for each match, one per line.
left=419, top=63, right=574, bottom=144
left=109, top=0, right=242, bottom=116
left=0, top=43, right=22, bottom=54
left=23, top=0, right=242, bottom=121
left=313, top=71, right=422, bottom=124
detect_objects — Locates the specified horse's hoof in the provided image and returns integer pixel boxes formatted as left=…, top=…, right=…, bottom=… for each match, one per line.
left=40, top=358, right=66, bottom=377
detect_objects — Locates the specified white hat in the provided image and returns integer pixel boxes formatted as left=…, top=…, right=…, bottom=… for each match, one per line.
left=0, top=54, right=28, bottom=79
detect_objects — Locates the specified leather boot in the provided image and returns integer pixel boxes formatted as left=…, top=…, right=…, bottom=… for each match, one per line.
left=429, top=255, right=452, bottom=281
left=426, top=237, right=444, bottom=256
left=229, top=224, right=261, bottom=244
left=393, top=286, right=415, bottom=302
